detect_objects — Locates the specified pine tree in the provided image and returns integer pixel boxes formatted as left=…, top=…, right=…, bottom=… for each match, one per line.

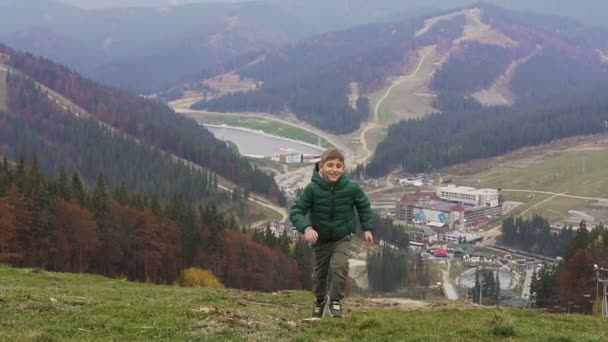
left=112, top=182, right=129, bottom=205
left=16, top=153, right=25, bottom=191
left=91, top=174, right=112, bottom=227
left=71, top=172, right=87, bottom=206
left=55, top=167, right=70, bottom=201
left=150, top=195, right=162, bottom=217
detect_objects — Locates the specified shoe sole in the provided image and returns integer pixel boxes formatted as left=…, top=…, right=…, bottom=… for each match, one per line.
left=302, top=317, right=322, bottom=322
left=307, top=296, right=329, bottom=321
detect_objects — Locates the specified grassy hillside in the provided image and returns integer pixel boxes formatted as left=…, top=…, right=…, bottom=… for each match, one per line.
left=2, top=265, right=608, bottom=341
left=451, top=136, right=608, bottom=222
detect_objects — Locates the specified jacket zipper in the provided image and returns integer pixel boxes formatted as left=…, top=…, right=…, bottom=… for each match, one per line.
left=330, top=185, right=336, bottom=241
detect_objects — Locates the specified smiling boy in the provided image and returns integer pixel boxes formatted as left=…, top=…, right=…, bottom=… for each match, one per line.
left=290, top=148, right=373, bottom=319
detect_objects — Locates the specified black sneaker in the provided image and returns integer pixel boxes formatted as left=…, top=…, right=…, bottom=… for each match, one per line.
left=329, top=300, right=343, bottom=317
left=311, top=298, right=327, bottom=319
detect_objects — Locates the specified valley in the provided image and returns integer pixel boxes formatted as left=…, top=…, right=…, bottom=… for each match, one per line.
left=2, top=2, right=608, bottom=333
left=170, top=4, right=608, bottom=235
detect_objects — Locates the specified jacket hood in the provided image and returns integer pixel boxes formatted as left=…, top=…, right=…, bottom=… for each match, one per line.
left=311, top=162, right=349, bottom=190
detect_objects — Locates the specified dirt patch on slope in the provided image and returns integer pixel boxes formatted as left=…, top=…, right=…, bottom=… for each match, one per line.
left=417, top=8, right=517, bottom=48
left=203, top=71, right=259, bottom=99
left=472, top=50, right=539, bottom=106
left=455, top=8, right=518, bottom=48
left=416, top=10, right=467, bottom=37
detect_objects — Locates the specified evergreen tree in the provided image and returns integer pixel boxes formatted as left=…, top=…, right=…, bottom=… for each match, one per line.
left=91, top=174, right=112, bottom=227
left=112, top=182, right=129, bottom=205
left=71, top=172, right=87, bottom=206
left=149, top=195, right=162, bottom=217
left=55, top=167, right=70, bottom=201
left=564, top=222, right=590, bottom=261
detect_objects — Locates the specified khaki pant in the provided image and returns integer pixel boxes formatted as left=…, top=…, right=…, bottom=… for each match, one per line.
left=312, top=235, right=351, bottom=302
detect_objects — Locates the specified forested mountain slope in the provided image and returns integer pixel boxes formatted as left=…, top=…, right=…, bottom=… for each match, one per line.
left=0, top=44, right=283, bottom=205
left=193, top=4, right=608, bottom=136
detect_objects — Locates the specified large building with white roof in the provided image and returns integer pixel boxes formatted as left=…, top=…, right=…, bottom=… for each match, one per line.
left=395, top=185, right=503, bottom=231
left=437, top=185, right=499, bottom=207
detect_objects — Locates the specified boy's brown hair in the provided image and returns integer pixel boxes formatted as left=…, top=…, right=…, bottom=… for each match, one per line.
left=320, top=148, right=345, bottom=164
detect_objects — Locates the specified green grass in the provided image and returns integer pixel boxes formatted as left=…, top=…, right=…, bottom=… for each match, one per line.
left=366, top=127, right=388, bottom=155
left=370, top=48, right=438, bottom=126
left=454, top=150, right=608, bottom=198
left=453, top=149, right=608, bottom=223
left=449, top=260, right=472, bottom=281
left=2, top=265, right=608, bottom=341
left=185, top=112, right=332, bottom=148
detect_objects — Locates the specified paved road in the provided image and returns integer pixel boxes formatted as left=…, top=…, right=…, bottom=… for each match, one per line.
left=521, top=267, right=534, bottom=299
left=442, top=259, right=459, bottom=300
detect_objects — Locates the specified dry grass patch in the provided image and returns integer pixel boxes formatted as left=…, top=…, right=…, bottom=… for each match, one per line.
left=454, top=8, right=518, bottom=48
left=415, top=10, right=468, bottom=37
left=472, top=51, right=539, bottom=107
left=203, top=71, right=259, bottom=100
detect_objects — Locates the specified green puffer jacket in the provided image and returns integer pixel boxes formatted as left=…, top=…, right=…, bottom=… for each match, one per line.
left=289, top=164, right=373, bottom=243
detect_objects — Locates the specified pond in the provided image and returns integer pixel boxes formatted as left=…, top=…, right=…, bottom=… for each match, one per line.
left=205, top=125, right=324, bottom=157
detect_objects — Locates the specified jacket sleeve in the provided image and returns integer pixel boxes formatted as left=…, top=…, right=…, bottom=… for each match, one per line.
left=290, top=184, right=313, bottom=233
left=354, top=183, right=373, bottom=231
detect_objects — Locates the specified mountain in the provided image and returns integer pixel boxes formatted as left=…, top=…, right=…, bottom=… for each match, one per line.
left=0, top=43, right=282, bottom=207
left=1, top=1, right=606, bottom=93
left=190, top=4, right=608, bottom=172
left=0, top=0, right=438, bottom=93
left=194, top=5, right=608, bottom=134
left=363, top=5, right=608, bottom=176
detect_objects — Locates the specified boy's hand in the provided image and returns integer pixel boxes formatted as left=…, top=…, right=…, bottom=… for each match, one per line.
left=364, top=231, right=374, bottom=246
left=304, top=227, right=318, bottom=244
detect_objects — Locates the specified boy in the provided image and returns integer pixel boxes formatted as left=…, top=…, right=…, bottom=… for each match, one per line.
left=290, top=148, right=373, bottom=319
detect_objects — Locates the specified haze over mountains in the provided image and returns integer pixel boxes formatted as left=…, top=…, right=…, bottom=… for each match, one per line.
left=194, top=4, right=608, bottom=126
left=1, top=0, right=607, bottom=93
left=2, top=1, right=608, bottom=180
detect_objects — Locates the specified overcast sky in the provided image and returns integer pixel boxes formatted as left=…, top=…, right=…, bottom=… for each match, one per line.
left=57, top=0, right=249, bottom=8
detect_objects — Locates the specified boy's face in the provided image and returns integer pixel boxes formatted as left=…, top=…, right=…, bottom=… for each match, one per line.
left=320, top=158, right=344, bottom=184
